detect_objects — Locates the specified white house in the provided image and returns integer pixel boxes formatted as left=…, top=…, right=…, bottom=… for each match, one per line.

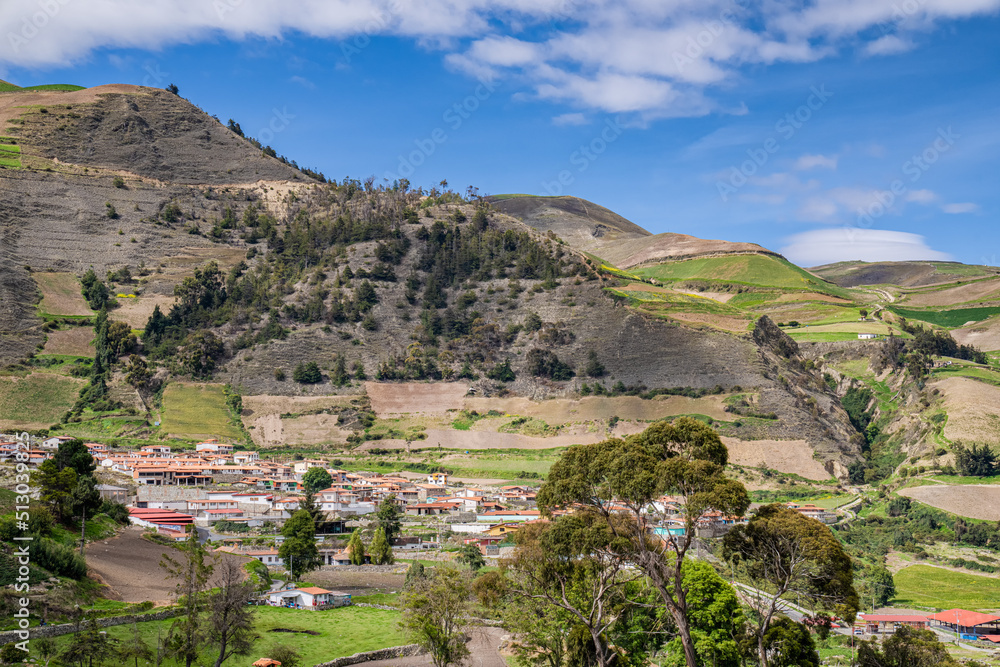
left=858, top=333, right=877, bottom=340
left=266, top=587, right=348, bottom=608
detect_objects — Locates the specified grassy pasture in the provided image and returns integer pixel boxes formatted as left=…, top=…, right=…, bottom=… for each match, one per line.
left=45, top=605, right=405, bottom=667
left=0, top=373, right=82, bottom=427
left=631, top=254, right=847, bottom=295
left=160, top=382, right=242, bottom=441
left=20, top=83, right=85, bottom=91
left=893, top=564, right=1000, bottom=611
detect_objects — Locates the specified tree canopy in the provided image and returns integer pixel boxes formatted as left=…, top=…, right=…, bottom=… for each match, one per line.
left=538, top=418, right=750, bottom=667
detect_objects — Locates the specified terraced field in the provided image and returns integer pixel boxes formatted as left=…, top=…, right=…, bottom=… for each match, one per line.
left=160, top=382, right=242, bottom=441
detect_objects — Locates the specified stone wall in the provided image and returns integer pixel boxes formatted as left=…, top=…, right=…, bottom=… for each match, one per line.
left=312, top=644, right=424, bottom=667
left=0, top=608, right=181, bottom=644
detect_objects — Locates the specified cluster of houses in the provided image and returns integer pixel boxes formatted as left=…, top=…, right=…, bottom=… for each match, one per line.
left=3, top=434, right=847, bottom=565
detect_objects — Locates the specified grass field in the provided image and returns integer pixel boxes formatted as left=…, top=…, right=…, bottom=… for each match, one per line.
left=160, top=382, right=242, bottom=441
left=34, top=272, right=93, bottom=317
left=47, top=605, right=406, bottom=667
left=0, top=373, right=82, bottom=427
left=0, top=80, right=20, bottom=92
left=0, top=141, right=19, bottom=168
left=20, top=83, right=85, bottom=91
left=631, top=254, right=847, bottom=295
left=893, top=565, right=1000, bottom=611
left=891, top=305, right=1000, bottom=328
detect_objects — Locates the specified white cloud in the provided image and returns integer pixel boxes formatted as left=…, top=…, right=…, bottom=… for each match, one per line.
left=942, top=202, right=981, bottom=214
left=865, top=35, right=914, bottom=56
left=780, top=228, right=953, bottom=266
left=290, top=75, right=315, bottom=90
left=905, top=189, right=937, bottom=204
left=2, top=0, right=999, bottom=117
left=552, top=112, right=588, bottom=126
left=794, top=154, right=838, bottom=170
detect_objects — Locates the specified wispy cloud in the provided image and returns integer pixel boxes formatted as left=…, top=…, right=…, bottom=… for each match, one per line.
left=552, top=112, right=588, bottom=126
left=781, top=228, right=952, bottom=266
left=942, top=202, right=981, bottom=214
left=290, top=75, right=316, bottom=90
left=794, top=154, right=838, bottom=170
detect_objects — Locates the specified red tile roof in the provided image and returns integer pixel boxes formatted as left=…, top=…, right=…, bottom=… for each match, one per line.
left=928, top=609, right=1000, bottom=627
left=859, top=614, right=928, bottom=623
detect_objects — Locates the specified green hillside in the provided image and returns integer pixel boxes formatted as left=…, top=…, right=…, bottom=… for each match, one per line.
left=21, top=83, right=85, bottom=91
left=631, top=254, right=847, bottom=296
left=0, top=81, right=84, bottom=92
left=890, top=305, right=1000, bottom=328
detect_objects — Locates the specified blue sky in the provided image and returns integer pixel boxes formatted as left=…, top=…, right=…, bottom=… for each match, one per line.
left=1, top=0, right=998, bottom=267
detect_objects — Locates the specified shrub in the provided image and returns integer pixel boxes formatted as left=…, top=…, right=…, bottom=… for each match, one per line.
left=293, top=361, right=322, bottom=384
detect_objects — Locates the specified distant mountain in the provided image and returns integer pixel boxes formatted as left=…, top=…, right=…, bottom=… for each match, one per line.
left=489, top=194, right=781, bottom=269
left=812, top=260, right=1000, bottom=288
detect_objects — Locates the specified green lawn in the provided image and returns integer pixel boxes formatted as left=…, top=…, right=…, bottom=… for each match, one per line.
left=46, top=605, right=406, bottom=667
left=893, top=565, right=1000, bottom=611
left=160, top=382, right=242, bottom=441
left=890, top=305, right=1000, bottom=328
left=0, top=373, right=83, bottom=426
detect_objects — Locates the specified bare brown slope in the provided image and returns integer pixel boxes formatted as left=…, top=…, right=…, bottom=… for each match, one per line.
left=599, top=231, right=781, bottom=269
left=5, top=84, right=310, bottom=184
left=812, top=261, right=1000, bottom=287
left=489, top=196, right=782, bottom=269
left=489, top=195, right=650, bottom=252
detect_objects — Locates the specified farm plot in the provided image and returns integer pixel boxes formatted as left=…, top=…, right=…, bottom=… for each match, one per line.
left=932, top=376, right=1000, bottom=447
left=462, top=394, right=733, bottom=423
left=242, top=394, right=359, bottom=447
left=366, top=381, right=469, bottom=416
left=160, top=382, right=242, bottom=441
left=0, top=372, right=84, bottom=429
left=903, top=278, right=1000, bottom=308
left=893, top=564, right=1000, bottom=611
left=85, top=528, right=251, bottom=603
left=953, top=316, right=1000, bottom=351
left=899, top=485, right=1000, bottom=521
left=721, top=437, right=832, bottom=481
left=42, top=326, right=94, bottom=356
left=33, top=271, right=93, bottom=316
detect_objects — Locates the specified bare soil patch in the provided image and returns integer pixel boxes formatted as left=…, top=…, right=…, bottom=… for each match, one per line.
left=0, top=84, right=147, bottom=129
left=954, top=317, right=1000, bottom=351
left=901, top=484, right=1000, bottom=521
left=932, top=376, right=1000, bottom=446
left=663, top=311, right=750, bottom=333
left=363, top=626, right=506, bottom=667
left=618, top=283, right=734, bottom=303
left=905, top=278, right=1000, bottom=307
left=85, top=528, right=249, bottom=603
left=43, top=326, right=94, bottom=356
left=775, top=292, right=851, bottom=304
left=721, top=437, right=831, bottom=480
left=366, top=382, right=470, bottom=416
left=113, top=293, right=174, bottom=329
left=307, top=569, right=406, bottom=592
left=462, top=395, right=732, bottom=423
left=242, top=395, right=358, bottom=447
left=34, top=272, right=92, bottom=316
